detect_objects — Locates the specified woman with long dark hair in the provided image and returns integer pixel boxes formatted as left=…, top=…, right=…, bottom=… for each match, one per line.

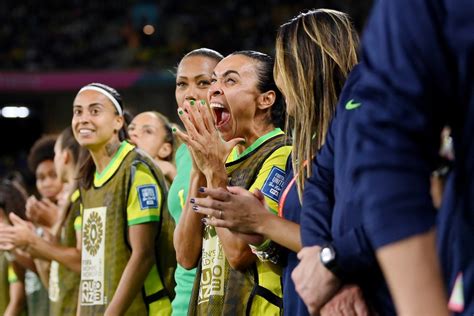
left=72, top=83, right=175, bottom=315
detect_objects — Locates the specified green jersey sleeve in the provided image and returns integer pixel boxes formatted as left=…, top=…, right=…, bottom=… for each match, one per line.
left=126, top=162, right=162, bottom=226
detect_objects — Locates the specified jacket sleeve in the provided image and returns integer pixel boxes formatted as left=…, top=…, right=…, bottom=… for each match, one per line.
left=301, top=66, right=378, bottom=280
left=300, top=112, right=336, bottom=247
left=349, top=0, right=452, bottom=249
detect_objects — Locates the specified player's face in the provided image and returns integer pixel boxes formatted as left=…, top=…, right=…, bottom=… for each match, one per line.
left=72, top=90, right=123, bottom=151
left=175, top=56, right=219, bottom=109
left=36, top=160, right=62, bottom=200
left=128, top=112, right=169, bottom=159
left=208, top=54, right=262, bottom=141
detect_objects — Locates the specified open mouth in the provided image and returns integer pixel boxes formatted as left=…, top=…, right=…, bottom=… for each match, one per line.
left=210, top=103, right=231, bottom=128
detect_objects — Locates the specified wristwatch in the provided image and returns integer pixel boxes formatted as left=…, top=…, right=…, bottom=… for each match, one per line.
left=320, top=244, right=342, bottom=278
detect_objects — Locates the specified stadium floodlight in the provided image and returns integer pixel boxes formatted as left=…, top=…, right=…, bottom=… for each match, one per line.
left=1, top=106, right=30, bottom=118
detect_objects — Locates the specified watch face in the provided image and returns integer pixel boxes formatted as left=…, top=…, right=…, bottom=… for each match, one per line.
left=321, top=247, right=333, bottom=263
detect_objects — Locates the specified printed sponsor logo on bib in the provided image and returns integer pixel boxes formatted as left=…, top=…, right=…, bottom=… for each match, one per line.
left=198, top=226, right=225, bottom=304
left=261, top=166, right=286, bottom=202
left=48, top=260, right=60, bottom=302
left=138, top=184, right=158, bottom=210
left=80, top=207, right=106, bottom=306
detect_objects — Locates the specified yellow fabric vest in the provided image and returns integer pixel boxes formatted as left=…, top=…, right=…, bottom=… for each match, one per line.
left=0, top=252, right=10, bottom=315
left=49, top=189, right=81, bottom=316
left=79, top=149, right=176, bottom=315
left=189, top=134, right=287, bottom=316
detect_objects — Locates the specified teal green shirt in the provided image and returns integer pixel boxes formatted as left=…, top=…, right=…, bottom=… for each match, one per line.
left=167, top=144, right=196, bottom=316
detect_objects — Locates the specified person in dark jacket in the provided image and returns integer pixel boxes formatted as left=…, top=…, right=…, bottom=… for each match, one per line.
left=294, top=0, right=474, bottom=315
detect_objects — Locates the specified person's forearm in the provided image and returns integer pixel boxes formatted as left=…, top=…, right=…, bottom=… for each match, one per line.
left=11, top=250, right=37, bottom=272
left=376, top=229, right=448, bottom=316
left=5, top=282, right=26, bottom=316
left=203, top=164, right=228, bottom=189
left=205, top=166, right=256, bottom=270
left=105, top=250, right=154, bottom=316
left=27, top=235, right=81, bottom=273
left=33, top=258, right=50, bottom=289
left=215, top=227, right=256, bottom=270
left=259, top=213, right=301, bottom=253
left=174, top=170, right=206, bottom=269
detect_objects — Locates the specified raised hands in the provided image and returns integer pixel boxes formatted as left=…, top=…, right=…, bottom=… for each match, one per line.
left=25, top=195, right=58, bottom=228
left=191, top=186, right=269, bottom=234
left=174, top=100, right=244, bottom=180
left=0, top=213, right=36, bottom=251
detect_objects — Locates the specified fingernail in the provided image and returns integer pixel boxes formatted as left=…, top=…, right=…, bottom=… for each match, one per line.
left=192, top=205, right=199, bottom=211
left=200, top=99, right=206, bottom=105
left=198, top=187, right=205, bottom=193
left=172, top=127, right=177, bottom=133
left=178, top=109, right=184, bottom=115
left=201, top=218, right=208, bottom=225
left=190, top=198, right=195, bottom=204
left=190, top=100, right=195, bottom=106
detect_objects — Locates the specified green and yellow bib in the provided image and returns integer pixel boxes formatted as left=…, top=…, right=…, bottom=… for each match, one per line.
left=0, top=252, right=10, bottom=315
left=190, top=129, right=291, bottom=316
left=49, top=189, right=81, bottom=316
left=79, top=142, right=176, bottom=316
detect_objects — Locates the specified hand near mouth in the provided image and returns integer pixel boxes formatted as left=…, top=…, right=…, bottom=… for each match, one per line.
left=175, top=99, right=244, bottom=184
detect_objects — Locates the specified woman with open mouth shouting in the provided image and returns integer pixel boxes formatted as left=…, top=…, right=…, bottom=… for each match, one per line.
left=181, top=9, right=369, bottom=316
left=174, top=51, right=291, bottom=315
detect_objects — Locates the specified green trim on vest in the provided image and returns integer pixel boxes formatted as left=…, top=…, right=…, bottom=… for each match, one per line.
left=94, top=141, right=134, bottom=187
left=190, top=132, right=287, bottom=316
left=231, top=128, right=284, bottom=161
left=80, top=149, right=175, bottom=316
left=128, top=215, right=160, bottom=226
left=70, top=189, right=80, bottom=203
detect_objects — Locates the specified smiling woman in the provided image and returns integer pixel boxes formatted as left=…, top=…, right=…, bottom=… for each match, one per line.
left=72, top=83, right=176, bottom=316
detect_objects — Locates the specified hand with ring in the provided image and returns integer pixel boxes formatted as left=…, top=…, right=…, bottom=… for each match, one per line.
left=190, top=186, right=272, bottom=245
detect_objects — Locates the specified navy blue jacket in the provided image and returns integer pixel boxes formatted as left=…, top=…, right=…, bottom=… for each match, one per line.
left=300, top=65, right=396, bottom=314
left=349, top=0, right=474, bottom=314
left=279, top=158, right=308, bottom=316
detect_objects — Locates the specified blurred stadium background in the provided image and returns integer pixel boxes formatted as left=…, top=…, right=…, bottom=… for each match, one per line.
left=0, top=0, right=372, bottom=181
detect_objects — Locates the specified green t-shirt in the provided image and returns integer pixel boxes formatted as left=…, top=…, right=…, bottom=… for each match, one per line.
left=167, top=144, right=196, bottom=316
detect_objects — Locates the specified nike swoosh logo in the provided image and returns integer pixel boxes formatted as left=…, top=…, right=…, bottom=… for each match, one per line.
left=345, top=99, right=361, bottom=110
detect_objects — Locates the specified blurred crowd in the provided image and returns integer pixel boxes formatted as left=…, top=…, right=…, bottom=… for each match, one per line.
left=0, top=0, right=372, bottom=71
left=1, top=1, right=473, bottom=316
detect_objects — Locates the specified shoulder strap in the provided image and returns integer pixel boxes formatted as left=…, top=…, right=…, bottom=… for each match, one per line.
left=129, top=156, right=177, bottom=302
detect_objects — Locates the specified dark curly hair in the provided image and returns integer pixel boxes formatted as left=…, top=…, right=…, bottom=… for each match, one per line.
left=27, top=135, right=57, bottom=173
left=0, top=179, right=27, bottom=220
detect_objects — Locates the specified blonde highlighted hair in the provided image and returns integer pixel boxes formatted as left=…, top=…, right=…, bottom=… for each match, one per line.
left=274, top=9, right=359, bottom=201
